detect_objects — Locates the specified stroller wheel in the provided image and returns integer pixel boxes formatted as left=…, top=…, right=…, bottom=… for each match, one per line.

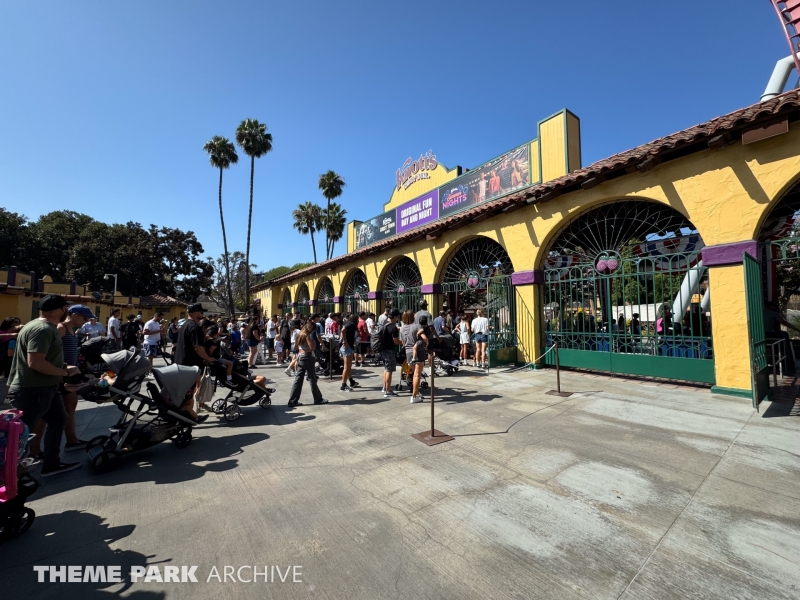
left=86, top=435, right=111, bottom=459
left=395, top=384, right=401, bottom=391
left=211, top=399, right=225, bottom=413
left=91, top=450, right=120, bottom=474
left=7, top=508, right=35, bottom=538
left=258, top=396, right=271, bottom=409
left=421, top=381, right=429, bottom=389
left=224, top=404, right=242, bottom=422
left=172, top=428, right=192, bottom=449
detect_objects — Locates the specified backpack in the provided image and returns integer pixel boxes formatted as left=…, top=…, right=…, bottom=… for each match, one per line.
left=371, top=321, right=387, bottom=354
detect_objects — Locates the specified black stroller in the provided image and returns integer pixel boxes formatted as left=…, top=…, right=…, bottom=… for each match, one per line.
left=209, top=345, right=273, bottom=422
left=317, top=334, right=344, bottom=377
left=434, top=333, right=460, bottom=376
left=86, top=350, right=202, bottom=473
left=73, top=336, right=113, bottom=403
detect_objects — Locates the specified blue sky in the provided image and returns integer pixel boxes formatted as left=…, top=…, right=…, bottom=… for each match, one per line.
left=0, top=1, right=790, bottom=272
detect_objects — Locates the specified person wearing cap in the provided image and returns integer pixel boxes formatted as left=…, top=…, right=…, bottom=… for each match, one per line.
left=56, top=304, right=95, bottom=451
left=79, top=316, right=105, bottom=341
left=6, top=294, right=81, bottom=476
left=174, top=302, right=217, bottom=420
left=379, top=308, right=403, bottom=397
left=142, top=311, right=165, bottom=371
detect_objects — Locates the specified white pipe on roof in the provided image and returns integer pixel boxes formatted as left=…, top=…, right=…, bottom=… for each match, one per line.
left=761, top=53, right=800, bottom=101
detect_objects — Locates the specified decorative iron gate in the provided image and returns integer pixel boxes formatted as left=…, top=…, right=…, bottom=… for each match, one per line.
left=441, top=237, right=517, bottom=366
left=316, top=278, right=336, bottom=316
left=296, top=284, right=310, bottom=316
left=745, top=252, right=769, bottom=408
left=383, top=257, right=422, bottom=312
left=281, top=289, right=292, bottom=316
left=343, top=269, right=370, bottom=316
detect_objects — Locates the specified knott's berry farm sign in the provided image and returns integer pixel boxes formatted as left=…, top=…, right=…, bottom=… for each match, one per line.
left=396, top=150, right=437, bottom=191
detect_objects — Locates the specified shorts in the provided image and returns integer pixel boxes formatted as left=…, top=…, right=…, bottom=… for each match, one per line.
left=359, top=340, right=370, bottom=355
left=460, top=332, right=471, bottom=345
left=246, top=339, right=259, bottom=348
left=406, top=349, right=427, bottom=364
left=339, top=345, right=354, bottom=358
left=381, top=349, right=397, bottom=372
left=474, top=333, right=488, bottom=343
left=282, top=337, right=291, bottom=350
left=266, top=337, right=275, bottom=350
left=144, top=344, right=160, bottom=357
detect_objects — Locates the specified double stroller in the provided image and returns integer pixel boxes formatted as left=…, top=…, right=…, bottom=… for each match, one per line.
left=0, top=410, right=39, bottom=539
left=208, top=345, right=273, bottom=422
left=86, top=349, right=203, bottom=473
left=317, top=334, right=344, bottom=377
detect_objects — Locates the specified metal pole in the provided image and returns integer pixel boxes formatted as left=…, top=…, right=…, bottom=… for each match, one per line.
left=430, top=353, right=435, bottom=435
left=555, top=340, right=561, bottom=393
left=771, top=344, right=777, bottom=389
left=329, top=337, right=333, bottom=382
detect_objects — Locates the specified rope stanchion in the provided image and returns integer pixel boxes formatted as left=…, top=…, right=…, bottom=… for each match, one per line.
left=412, top=351, right=454, bottom=446
left=504, top=343, right=556, bottom=372
left=546, top=341, right=573, bottom=397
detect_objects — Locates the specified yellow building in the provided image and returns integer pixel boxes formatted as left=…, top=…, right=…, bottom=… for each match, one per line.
left=253, top=91, right=800, bottom=406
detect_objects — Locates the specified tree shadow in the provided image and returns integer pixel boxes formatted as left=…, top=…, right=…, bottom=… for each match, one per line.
left=0, top=510, right=165, bottom=600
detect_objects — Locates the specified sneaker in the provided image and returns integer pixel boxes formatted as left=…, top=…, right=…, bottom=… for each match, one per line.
left=383, top=390, right=391, bottom=398
left=41, top=462, right=82, bottom=477
left=195, top=414, right=209, bottom=424
left=64, top=440, right=88, bottom=451
left=410, top=395, right=424, bottom=404
left=349, top=380, right=361, bottom=388
left=284, top=367, right=293, bottom=376
left=341, top=385, right=353, bottom=392
left=385, top=389, right=398, bottom=396
left=314, top=398, right=329, bottom=405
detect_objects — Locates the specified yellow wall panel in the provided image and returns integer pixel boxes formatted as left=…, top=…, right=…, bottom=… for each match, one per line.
left=539, top=112, right=568, bottom=183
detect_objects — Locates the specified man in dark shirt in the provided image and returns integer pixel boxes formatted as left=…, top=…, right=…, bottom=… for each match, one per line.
left=380, top=309, right=403, bottom=397
left=340, top=315, right=359, bottom=391
left=174, top=303, right=216, bottom=420
left=119, top=314, right=140, bottom=350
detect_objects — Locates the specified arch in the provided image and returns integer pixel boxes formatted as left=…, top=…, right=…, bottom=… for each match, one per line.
left=315, top=277, right=335, bottom=301
left=757, top=176, right=800, bottom=241
left=281, top=288, right=292, bottom=313
left=341, top=268, right=369, bottom=298
left=381, top=256, right=423, bottom=291
left=538, top=198, right=701, bottom=269
left=440, top=236, right=515, bottom=284
left=296, top=283, right=310, bottom=315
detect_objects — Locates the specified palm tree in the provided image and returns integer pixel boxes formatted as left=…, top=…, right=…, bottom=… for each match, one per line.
left=318, top=170, right=345, bottom=259
left=292, top=202, right=323, bottom=263
left=235, top=119, right=273, bottom=311
left=322, top=202, right=347, bottom=259
left=203, top=136, right=238, bottom=317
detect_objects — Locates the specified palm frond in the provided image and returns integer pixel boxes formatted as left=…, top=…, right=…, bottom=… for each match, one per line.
left=203, top=136, right=239, bottom=169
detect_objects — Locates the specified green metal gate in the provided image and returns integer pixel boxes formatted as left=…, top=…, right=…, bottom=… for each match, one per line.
left=745, top=252, right=769, bottom=409
left=296, top=285, right=310, bottom=316
left=384, top=287, right=422, bottom=312
left=316, top=279, right=336, bottom=316
left=343, top=269, right=370, bottom=316
left=383, top=257, right=423, bottom=313
left=542, top=251, right=715, bottom=384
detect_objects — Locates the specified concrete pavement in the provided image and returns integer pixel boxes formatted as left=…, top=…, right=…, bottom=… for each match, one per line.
left=1, top=361, right=798, bottom=599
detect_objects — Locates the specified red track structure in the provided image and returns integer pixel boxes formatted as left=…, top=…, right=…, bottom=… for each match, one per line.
left=771, top=1, right=800, bottom=78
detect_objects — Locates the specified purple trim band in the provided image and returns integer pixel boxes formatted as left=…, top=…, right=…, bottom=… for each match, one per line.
left=332, top=296, right=342, bottom=303
left=702, top=240, right=758, bottom=267
left=420, top=283, right=442, bottom=294
left=307, top=299, right=316, bottom=306
left=277, top=304, right=283, bottom=309
left=511, top=270, right=544, bottom=286
left=368, top=291, right=383, bottom=300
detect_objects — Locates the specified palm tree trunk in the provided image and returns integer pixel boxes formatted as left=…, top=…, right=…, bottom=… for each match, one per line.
left=325, top=198, right=331, bottom=260
left=310, top=228, right=317, bottom=263
left=218, top=168, right=234, bottom=317
left=245, top=155, right=255, bottom=313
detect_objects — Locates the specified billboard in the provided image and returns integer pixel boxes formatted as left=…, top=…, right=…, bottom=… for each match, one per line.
left=354, top=211, right=396, bottom=249
left=396, top=189, right=439, bottom=234
left=439, top=143, right=530, bottom=218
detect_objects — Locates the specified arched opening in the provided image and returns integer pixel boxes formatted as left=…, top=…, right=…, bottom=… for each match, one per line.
left=281, top=288, right=292, bottom=316
left=342, top=269, right=369, bottom=316
left=440, top=236, right=517, bottom=366
left=316, top=277, right=336, bottom=316
left=541, top=199, right=713, bottom=383
left=296, top=283, right=310, bottom=316
left=381, top=256, right=423, bottom=312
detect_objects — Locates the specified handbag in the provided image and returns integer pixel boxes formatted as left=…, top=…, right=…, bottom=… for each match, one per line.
left=195, top=367, right=214, bottom=408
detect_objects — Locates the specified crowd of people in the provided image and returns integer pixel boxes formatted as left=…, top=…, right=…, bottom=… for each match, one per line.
left=0, top=294, right=495, bottom=478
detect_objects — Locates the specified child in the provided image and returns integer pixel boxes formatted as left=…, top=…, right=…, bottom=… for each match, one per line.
left=285, top=320, right=301, bottom=376
left=412, top=315, right=430, bottom=364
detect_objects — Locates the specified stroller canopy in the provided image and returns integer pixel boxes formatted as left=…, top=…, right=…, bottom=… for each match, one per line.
left=80, top=336, right=109, bottom=363
left=102, top=350, right=151, bottom=380
left=152, top=365, right=200, bottom=406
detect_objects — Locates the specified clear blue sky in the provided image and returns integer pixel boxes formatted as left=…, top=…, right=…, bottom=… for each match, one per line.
left=0, top=1, right=790, bottom=272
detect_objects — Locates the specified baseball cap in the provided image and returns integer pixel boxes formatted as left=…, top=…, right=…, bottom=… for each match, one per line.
left=68, top=304, right=96, bottom=319
left=40, top=294, right=68, bottom=312
left=187, top=303, right=205, bottom=313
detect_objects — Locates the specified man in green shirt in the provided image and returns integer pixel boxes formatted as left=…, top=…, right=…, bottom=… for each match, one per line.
left=7, top=294, right=82, bottom=476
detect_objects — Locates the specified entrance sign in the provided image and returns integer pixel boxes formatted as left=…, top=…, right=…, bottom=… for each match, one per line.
left=397, top=150, right=437, bottom=191
left=355, top=211, right=396, bottom=248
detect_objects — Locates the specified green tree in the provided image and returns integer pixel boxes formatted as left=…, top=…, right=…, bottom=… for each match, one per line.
left=203, top=135, right=239, bottom=317
left=26, top=211, right=95, bottom=280
left=292, top=202, right=323, bottom=263
left=0, top=208, right=31, bottom=271
left=318, top=170, right=346, bottom=259
left=235, top=119, right=273, bottom=312
left=254, top=262, right=314, bottom=284
left=208, top=251, right=257, bottom=312
left=150, top=226, right=214, bottom=300
left=321, top=202, right=347, bottom=259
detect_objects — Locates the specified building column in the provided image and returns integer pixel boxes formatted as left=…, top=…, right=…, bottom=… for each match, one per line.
left=703, top=241, right=757, bottom=397
left=420, top=283, right=441, bottom=315
left=511, top=270, right=544, bottom=367
left=367, top=291, right=383, bottom=316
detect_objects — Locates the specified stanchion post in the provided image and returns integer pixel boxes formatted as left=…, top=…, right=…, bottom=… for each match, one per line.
left=329, top=337, right=333, bottom=382
left=412, top=349, right=453, bottom=446
left=546, top=340, right=573, bottom=397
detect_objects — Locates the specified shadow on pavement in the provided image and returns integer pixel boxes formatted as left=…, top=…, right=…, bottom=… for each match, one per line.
left=0, top=510, right=165, bottom=600
left=761, top=399, right=800, bottom=418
